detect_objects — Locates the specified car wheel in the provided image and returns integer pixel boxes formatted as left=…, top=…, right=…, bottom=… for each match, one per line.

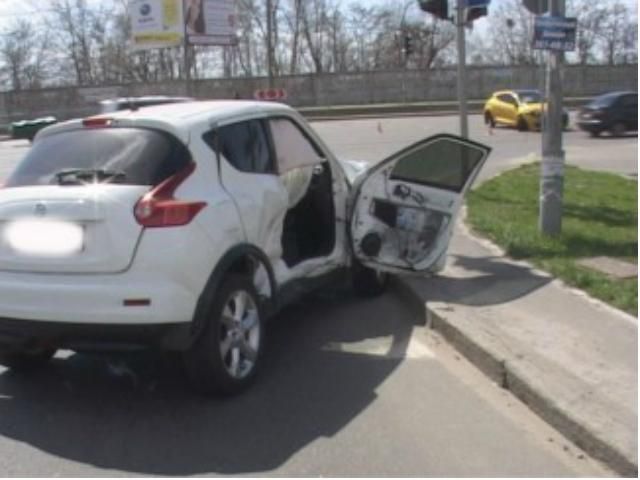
left=609, top=121, right=626, bottom=137
left=589, top=130, right=601, bottom=138
left=0, top=348, right=56, bottom=372
left=183, top=275, right=264, bottom=396
left=517, top=116, right=528, bottom=132
left=351, top=261, right=389, bottom=298
left=484, top=112, right=495, bottom=128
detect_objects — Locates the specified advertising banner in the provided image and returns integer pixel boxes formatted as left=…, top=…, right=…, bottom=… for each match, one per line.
left=184, top=0, right=237, bottom=46
left=129, top=0, right=184, bottom=51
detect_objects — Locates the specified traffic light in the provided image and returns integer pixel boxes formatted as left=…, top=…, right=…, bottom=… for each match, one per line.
left=417, top=0, right=449, bottom=20
left=465, top=0, right=490, bottom=24
left=466, top=6, right=487, bottom=23
left=404, top=35, right=414, bottom=57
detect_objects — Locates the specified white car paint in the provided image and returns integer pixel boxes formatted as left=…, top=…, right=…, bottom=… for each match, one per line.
left=0, top=101, right=489, bottom=335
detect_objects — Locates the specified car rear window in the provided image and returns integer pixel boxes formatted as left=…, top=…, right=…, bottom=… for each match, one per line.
left=588, top=93, right=619, bottom=108
left=5, top=127, right=190, bottom=188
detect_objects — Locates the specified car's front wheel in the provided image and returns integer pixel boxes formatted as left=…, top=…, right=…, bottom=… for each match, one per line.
left=484, top=112, right=495, bottom=128
left=517, top=116, right=529, bottom=131
left=184, top=275, right=264, bottom=396
left=609, top=121, right=626, bottom=137
left=351, top=261, right=389, bottom=298
left=0, top=347, right=56, bottom=372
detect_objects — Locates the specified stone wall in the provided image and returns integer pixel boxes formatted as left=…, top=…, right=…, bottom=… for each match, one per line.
left=0, top=64, right=636, bottom=124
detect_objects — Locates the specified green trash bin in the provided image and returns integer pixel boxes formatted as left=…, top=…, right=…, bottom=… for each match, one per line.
left=10, top=116, right=57, bottom=142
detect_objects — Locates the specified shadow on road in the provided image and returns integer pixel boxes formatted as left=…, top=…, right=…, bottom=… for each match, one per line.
left=0, top=290, right=418, bottom=475
left=407, top=253, right=552, bottom=308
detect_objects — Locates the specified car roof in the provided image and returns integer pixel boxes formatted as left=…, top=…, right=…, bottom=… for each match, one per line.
left=99, top=100, right=293, bottom=125
left=39, top=100, right=297, bottom=142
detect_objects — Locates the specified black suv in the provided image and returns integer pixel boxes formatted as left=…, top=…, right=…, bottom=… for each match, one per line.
left=577, top=91, right=638, bottom=137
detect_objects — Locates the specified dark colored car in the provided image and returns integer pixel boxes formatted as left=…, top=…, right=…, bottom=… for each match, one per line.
left=98, top=96, right=194, bottom=114
left=577, top=91, right=638, bottom=137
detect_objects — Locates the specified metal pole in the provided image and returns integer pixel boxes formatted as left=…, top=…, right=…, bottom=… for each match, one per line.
left=266, top=0, right=274, bottom=89
left=456, top=0, right=469, bottom=139
left=183, top=35, right=191, bottom=96
left=539, top=0, right=565, bottom=236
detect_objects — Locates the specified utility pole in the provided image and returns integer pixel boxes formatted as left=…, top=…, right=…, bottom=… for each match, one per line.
left=539, top=0, right=565, bottom=236
left=455, top=0, right=469, bottom=139
left=266, top=0, right=274, bottom=89
left=183, top=39, right=191, bottom=96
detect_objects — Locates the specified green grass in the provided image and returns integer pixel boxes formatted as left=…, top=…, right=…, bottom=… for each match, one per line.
left=467, top=164, right=638, bottom=314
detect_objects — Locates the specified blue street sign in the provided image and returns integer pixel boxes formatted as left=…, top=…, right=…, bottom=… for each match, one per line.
left=533, top=16, right=577, bottom=51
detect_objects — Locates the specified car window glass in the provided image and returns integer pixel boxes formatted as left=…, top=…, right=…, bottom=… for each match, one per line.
left=206, top=120, right=273, bottom=174
left=390, top=138, right=484, bottom=193
left=498, top=94, right=517, bottom=106
left=622, top=95, right=637, bottom=107
left=269, top=118, right=324, bottom=173
left=5, top=128, right=189, bottom=188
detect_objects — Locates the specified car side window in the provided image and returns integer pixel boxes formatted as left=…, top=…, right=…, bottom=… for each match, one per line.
left=202, top=120, right=274, bottom=174
left=498, top=94, right=517, bottom=106
left=621, top=95, right=638, bottom=108
left=268, top=117, right=324, bottom=174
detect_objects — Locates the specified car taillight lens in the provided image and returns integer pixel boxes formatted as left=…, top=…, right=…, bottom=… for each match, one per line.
left=134, top=162, right=206, bottom=228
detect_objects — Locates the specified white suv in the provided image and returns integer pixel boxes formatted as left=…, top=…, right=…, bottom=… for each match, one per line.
left=0, top=101, right=489, bottom=395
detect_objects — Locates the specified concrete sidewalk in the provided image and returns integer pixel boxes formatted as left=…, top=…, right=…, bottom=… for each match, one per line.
left=395, top=217, right=638, bottom=477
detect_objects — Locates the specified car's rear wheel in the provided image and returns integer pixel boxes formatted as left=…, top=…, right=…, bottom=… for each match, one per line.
left=517, top=116, right=528, bottom=131
left=0, top=347, right=56, bottom=372
left=609, top=121, right=626, bottom=137
left=352, top=261, right=389, bottom=298
left=484, top=112, right=495, bottom=128
left=183, top=275, right=264, bottom=396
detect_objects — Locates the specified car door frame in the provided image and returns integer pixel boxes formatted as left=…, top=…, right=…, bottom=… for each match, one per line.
left=347, top=133, right=491, bottom=276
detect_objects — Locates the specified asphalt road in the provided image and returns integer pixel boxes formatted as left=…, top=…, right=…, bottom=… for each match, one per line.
left=0, top=114, right=634, bottom=476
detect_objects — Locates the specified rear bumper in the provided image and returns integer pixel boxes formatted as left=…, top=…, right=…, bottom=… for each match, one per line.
left=577, top=119, right=605, bottom=133
left=0, top=316, right=192, bottom=351
left=0, top=270, right=198, bottom=326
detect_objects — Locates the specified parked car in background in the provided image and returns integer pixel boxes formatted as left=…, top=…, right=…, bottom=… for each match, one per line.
left=98, top=96, right=194, bottom=114
left=10, top=116, right=58, bottom=142
left=483, top=89, right=569, bottom=131
left=577, top=91, right=638, bottom=137
left=0, top=101, right=490, bottom=395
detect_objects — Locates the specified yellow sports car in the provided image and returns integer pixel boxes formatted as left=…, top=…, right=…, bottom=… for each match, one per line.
left=483, top=89, right=568, bottom=131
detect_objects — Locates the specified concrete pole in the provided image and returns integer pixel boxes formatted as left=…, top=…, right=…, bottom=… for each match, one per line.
left=266, top=0, right=274, bottom=89
left=456, top=0, right=469, bottom=139
left=539, top=0, right=565, bottom=236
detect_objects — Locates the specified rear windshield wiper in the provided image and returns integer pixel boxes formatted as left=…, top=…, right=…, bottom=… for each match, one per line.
left=53, top=168, right=126, bottom=185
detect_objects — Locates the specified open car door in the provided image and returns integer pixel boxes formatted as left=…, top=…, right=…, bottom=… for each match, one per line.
left=349, top=134, right=490, bottom=275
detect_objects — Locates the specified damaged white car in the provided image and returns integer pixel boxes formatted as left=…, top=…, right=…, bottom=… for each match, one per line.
left=0, top=101, right=490, bottom=395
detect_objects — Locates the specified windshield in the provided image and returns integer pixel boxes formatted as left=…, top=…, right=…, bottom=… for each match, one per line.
left=5, top=128, right=190, bottom=188
left=517, top=91, right=542, bottom=104
left=587, top=93, right=620, bottom=109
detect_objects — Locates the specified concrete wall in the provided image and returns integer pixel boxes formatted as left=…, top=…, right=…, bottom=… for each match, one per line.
left=0, top=64, right=636, bottom=124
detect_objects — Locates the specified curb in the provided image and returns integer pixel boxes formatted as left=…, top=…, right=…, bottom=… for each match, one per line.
left=392, top=276, right=638, bottom=477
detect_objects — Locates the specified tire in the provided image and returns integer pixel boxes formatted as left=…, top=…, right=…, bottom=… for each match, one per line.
left=183, top=275, right=264, bottom=396
left=589, top=130, right=601, bottom=138
left=351, top=261, right=389, bottom=298
left=517, top=116, right=528, bottom=132
left=0, top=348, right=56, bottom=372
left=609, top=121, right=626, bottom=137
left=484, top=112, right=495, bottom=128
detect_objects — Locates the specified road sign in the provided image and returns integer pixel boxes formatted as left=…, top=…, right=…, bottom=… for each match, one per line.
left=254, top=88, right=287, bottom=101
left=465, top=0, right=490, bottom=7
left=533, top=16, right=577, bottom=51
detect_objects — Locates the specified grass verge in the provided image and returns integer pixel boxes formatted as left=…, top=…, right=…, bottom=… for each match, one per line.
left=467, top=164, right=637, bottom=314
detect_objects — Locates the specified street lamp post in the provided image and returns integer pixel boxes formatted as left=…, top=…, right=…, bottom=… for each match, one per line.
left=539, top=0, right=566, bottom=236
left=456, top=0, right=469, bottom=139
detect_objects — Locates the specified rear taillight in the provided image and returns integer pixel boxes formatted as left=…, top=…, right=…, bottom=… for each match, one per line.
left=134, top=162, right=206, bottom=228
left=83, top=117, right=113, bottom=128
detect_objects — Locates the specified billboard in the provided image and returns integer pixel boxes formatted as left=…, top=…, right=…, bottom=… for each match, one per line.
left=129, top=0, right=185, bottom=50
left=184, top=0, right=237, bottom=46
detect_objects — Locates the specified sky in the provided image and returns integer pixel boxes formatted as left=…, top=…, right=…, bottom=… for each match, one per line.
left=0, top=0, right=637, bottom=34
